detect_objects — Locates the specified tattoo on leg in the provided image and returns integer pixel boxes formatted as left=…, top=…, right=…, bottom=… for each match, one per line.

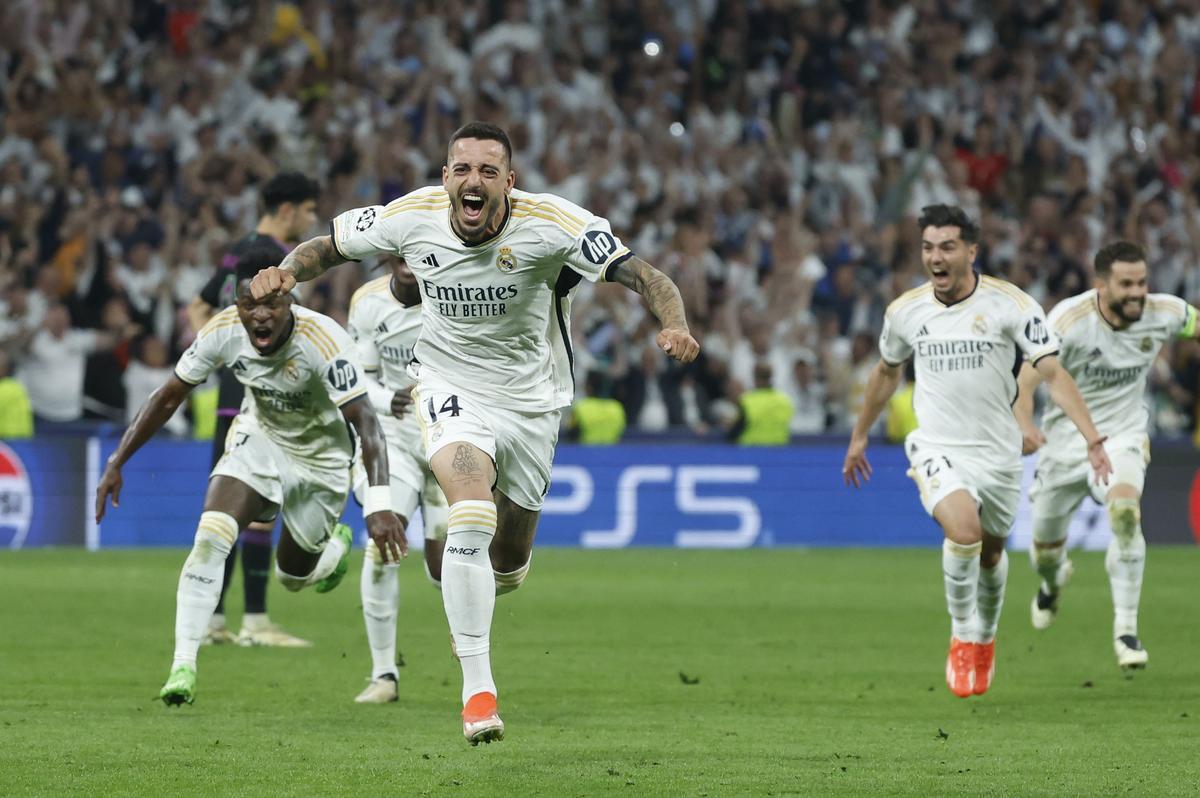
left=451, top=444, right=479, bottom=477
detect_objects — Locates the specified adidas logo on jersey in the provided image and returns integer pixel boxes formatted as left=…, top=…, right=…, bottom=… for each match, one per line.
left=231, top=359, right=248, bottom=373
left=1090, top=347, right=1103, bottom=359
left=916, top=325, right=930, bottom=338
left=375, top=321, right=388, bottom=334
left=421, top=253, right=441, bottom=269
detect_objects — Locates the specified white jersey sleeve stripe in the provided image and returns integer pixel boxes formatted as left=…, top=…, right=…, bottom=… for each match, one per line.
left=381, top=199, right=451, bottom=220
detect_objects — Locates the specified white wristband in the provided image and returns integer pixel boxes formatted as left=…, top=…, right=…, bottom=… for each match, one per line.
left=363, top=485, right=393, bottom=517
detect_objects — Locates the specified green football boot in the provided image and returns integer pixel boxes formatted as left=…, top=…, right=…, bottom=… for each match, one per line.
left=159, top=663, right=197, bottom=707
left=314, top=523, right=353, bottom=594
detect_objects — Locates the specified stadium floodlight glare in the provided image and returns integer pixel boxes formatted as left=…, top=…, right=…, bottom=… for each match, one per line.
left=643, top=39, right=662, bottom=57
left=669, top=122, right=685, bottom=138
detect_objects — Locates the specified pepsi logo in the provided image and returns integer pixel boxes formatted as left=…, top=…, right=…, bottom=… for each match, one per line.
left=0, top=442, right=32, bottom=549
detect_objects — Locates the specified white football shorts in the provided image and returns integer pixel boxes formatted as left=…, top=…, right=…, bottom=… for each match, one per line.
left=412, top=377, right=561, bottom=512
left=211, top=414, right=351, bottom=552
left=1030, top=432, right=1150, bottom=521
left=904, top=434, right=1022, bottom=538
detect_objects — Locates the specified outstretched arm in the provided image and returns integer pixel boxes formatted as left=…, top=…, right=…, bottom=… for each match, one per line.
left=341, top=397, right=408, bottom=562
left=842, top=359, right=904, bottom=487
left=95, top=376, right=194, bottom=521
left=1034, top=355, right=1112, bottom=484
left=250, top=236, right=347, bottom=299
left=607, top=256, right=700, bottom=363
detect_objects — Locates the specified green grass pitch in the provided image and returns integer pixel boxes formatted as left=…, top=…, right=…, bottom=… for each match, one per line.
left=1, top=547, right=1197, bottom=796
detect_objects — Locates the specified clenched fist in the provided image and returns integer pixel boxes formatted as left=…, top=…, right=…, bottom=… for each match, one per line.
left=657, top=328, right=700, bottom=363
left=250, top=266, right=297, bottom=299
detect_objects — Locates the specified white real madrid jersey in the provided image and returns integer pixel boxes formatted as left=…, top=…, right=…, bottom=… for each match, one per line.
left=347, top=275, right=423, bottom=445
left=1041, top=289, right=1196, bottom=460
left=879, top=275, right=1058, bottom=464
left=176, top=305, right=367, bottom=466
left=329, top=186, right=631, bottom=412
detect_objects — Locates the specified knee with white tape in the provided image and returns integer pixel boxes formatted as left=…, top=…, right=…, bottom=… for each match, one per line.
left=494, top=557, right=531, bottom=595
left=1108, top=498, right=1142, bottom=546
left=274, top=563, right=308, bottom=592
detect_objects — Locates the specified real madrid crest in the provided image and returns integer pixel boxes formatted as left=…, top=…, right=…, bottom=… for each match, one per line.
left=972, top=314, right=988, bottom=335
left=496, top=246, right=516, bottom=273
left=284, top=359, right=300, bottom=381
left=1140, top=337, right=1152, bottom=352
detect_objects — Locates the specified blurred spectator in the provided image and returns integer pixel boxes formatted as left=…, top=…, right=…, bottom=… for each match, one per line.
left=569, top=371, right=627, bottom=445
left=830, top=332, right=883, bottom=433
left=731, top=363, right=794, bottom=446
left=124, top=334, right=187, bottom=437
left=16, top=304, right=109, bottom=427
left=83, top=297, right=143, bottom=420
left=788, top=356, right=828, bottom=435
left=0, top=1, right=1198, bottom=438
left=886, top=362, right=919, bottom=444
left=0, top=349, right=33, bottom=439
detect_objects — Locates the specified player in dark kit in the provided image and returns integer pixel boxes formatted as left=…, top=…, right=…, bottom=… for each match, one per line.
left=186, top=172, right=320, bottom=647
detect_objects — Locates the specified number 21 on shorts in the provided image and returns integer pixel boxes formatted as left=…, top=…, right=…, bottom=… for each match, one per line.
left=922, top=455, right=952, bottom=478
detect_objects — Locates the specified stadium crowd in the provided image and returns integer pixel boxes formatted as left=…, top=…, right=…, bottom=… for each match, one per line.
left=2, top=0, right=1200, bottom=439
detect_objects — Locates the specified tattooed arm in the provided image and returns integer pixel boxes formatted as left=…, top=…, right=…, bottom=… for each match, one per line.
left=606, top=256, right=700, bottom=363
left=250, top=236, right=346, bottom=299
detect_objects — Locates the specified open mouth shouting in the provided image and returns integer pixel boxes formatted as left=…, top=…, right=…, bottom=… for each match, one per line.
left=929, top=266, right=951, bottom=289
left=460, top=191, right=486, bottom=224
left=252, top=323, right=275, bottom=351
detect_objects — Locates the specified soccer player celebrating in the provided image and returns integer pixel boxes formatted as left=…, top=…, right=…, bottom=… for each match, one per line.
left=96, top=246, right=405, bottom=706
left=346, top=257, right=450, bottom=704
left=1015, top=240, right=1199, bottom=670
left=250, top=121, right=699, bottom=743
left=186, top=172, right=320, bottom=648
left=842, top=205, right=1112, bottom=698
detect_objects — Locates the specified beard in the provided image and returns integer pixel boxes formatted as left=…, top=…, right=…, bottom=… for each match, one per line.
left=1110, top=298, right=1145, bottom=323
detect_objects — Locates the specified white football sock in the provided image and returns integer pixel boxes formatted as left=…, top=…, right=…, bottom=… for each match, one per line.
left=172, top=512, right=237, bottom=669
left=241, top=613, right=269, bottom=632
left=442, top=500, right=498, bottom=704
left=361, top=540, right=400, bottom=680
left=1031, top=514, right=1069, bottom=594
left=1106, top=499, right=1145, bottom=638
left=943, top=539, right=981, bottom=642
left=976, top=550, right=1008, bottom=644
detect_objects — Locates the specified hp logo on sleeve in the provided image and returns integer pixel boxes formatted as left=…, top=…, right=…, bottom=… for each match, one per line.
left=581, top=230, right=618, bottom=264
left=1024, top=317, right=1050, bottom=345
left=327, top=359, right=360, bottom=391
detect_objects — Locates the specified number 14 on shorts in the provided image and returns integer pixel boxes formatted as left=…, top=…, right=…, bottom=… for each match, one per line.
left=426, top=394, right=462, bottom=422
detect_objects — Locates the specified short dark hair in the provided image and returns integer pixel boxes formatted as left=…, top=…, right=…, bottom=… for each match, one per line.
left=236, top=243, right=284, bottom=286
left=1093, top=240, right=1146, bottom=277
left=917, top=204, right=979, bottom=244
left=261, top=172, right=319, bottom=214
left=448, top=121, right=513, bottom=165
